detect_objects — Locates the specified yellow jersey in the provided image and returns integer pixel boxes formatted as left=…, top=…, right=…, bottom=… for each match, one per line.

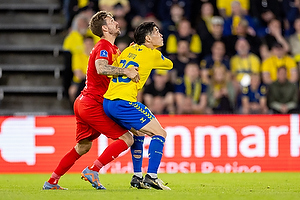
left=261, top=55, right=296, bottom=81
left=104, top=44, right=173, bottom=102
left=230, top=53, right=261, bottom=82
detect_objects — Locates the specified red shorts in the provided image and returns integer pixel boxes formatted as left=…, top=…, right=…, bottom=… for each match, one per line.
left=73, top=94, right=128, bottom=142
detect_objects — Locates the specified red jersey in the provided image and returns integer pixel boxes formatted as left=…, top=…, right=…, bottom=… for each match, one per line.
left=81, top=39, right=120, bottom=103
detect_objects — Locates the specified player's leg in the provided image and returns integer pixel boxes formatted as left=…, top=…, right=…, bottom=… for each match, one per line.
left=43, top=139, right=92, bottom=190
left=130, top=130, right=147, bottom=189
left=43, top=96, right=95, bottom=190
left=80, top=99, right=134, bottom=189
left=81, top=131, right=133, bottom=190
left=89, top=131, right=133, bottom=172
left=138, top=118, right=170, bottom=190
left=103, top=99, right=150, bottom=188
left=104, top=99, right=170, bottom=190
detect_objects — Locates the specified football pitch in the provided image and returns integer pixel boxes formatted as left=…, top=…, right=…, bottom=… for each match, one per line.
left=0, top=172, right=299, bottom=200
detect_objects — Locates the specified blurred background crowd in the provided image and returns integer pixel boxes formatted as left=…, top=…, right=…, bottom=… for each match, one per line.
left=61, top=0, right=300, bottom=115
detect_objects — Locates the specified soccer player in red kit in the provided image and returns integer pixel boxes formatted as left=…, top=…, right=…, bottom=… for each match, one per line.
left=43, top=11, right=139, bottom=190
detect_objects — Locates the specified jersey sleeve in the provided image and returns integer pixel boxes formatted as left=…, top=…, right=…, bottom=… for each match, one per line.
left=95, top=44, right=112, bottom=62
left=152, top=50, right=173, bottom=70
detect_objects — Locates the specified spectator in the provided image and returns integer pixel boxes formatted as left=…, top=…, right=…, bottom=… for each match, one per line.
left=169, top=40, right=193, bottom=84
left=115, top=17, right=132, bottom=47
left=64, top=0, right=98, bottom=29
left=200, top=41, right=230, bottom=84
left=259, top=43, right=271, bottom=61
left=262, top=19, right=290, bottom=53
left=191, top=0, right=219, bottom=27
left=165, top=19, right=202, bottom=61
left=282, top=0, right=300, bottom=36
left=143, top=70, right=175, bottom=114
left=68, top=36, right=94, bottom=103
left=288, top=17, right=300, bottom=63
left=207, top=65, right=236, bottom=114
left=241, top=73, right=268, bottom=114
left=63, top=13, right=99, bottom=55
left=157, top=0, right=191, bottom=23
left=249, top=0, right=283, bottom=37
left=223, top=1, right=256, bottom=37
left=175, top=62, right=208, bottom=114
left=130, top=14, right=162, bottom=39
left=128, top=0, right=156, bottom=19
left=217, top=0, right=249, bottom=19
left=225, top=18, right=261, bottom=57
left=230, top=38, right=261, bottom=92
left=159, top=3, right=185, bottom=41
left=268, top=66, right=298, bottom=114
left=194, top=2, right=215, bottom=40
left=98, top=0, right=130, bottom=18
left=201, top=16, right=227, bottom=57
left=261, top=42, right=298, bottom=85
left=115, top=39, right=129, bottom=52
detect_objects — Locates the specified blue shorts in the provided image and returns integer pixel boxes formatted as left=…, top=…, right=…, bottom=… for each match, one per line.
left=103, top=98, right=155, bottom=130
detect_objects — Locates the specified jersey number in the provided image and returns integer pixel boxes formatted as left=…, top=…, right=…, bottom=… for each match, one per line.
left=112, top=60, right=139, bottom=83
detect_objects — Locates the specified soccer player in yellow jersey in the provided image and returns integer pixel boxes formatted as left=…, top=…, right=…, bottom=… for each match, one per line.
left=103, top=22, right=173, bottom=190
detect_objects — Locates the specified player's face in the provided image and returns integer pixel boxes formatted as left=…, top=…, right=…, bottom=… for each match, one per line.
left=150, top=27, right=163, bottom=48
left=105, top=16, right=121, bottom=37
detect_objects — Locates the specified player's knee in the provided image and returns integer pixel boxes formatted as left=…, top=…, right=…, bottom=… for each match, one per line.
left=119, top=132, right=134, bottom=147
left=159, top=129, right=167, bottom=138
left=75, top=141, right=92, bottom=155
left=153, top=128, right=167, bottom=138
left=126, top=136, right=134, bottom=147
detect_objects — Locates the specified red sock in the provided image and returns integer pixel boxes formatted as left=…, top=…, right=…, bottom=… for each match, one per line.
left=48, top=147, right=81, bottom=184
left=89, top=139, right=128, bottom=172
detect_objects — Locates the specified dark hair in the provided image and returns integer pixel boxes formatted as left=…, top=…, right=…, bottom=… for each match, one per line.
left=134, top=22, right=157, bottom=45
left=278, top=66, right=287, bottom=72
left=89, top=11, right=113, bottom=37
left=271, top=41, right=283, bottom=49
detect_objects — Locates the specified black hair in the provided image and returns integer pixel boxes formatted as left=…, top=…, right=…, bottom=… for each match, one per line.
left=134, top=22, right=157, bottom=45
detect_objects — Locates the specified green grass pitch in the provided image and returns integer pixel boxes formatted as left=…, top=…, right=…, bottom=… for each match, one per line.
left=0, top=173, right=299, bottom=200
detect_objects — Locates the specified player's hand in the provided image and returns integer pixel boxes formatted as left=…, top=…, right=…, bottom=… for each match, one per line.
left=124, top=67, right=140, bottom=83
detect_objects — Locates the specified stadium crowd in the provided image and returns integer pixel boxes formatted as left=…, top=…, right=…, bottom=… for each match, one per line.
left=61, top=0, right=300, bottom=115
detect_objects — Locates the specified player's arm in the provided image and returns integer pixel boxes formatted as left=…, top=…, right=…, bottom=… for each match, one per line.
left=95, top=59, right=140, bottom=82
left=153, top=51, right=173, bottom=70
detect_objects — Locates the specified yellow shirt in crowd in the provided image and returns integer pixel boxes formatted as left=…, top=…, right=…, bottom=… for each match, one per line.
left=63, top=29, right=99, bottom=54
left=72, top=52, right=88, bottom=83
left=230, top=53, right=260, bottom=82
left=165, top=34, right=202, bottom=54
left=261, top=55, right=296, bottom=81
left=217, top=0, right=249, bottom=17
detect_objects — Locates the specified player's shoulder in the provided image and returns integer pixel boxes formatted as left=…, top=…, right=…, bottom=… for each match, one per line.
left=96, top=39, right=113, bottom=49
left=122, top=44, right=151, bottom=56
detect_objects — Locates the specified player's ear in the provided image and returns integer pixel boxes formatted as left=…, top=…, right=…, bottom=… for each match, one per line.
left=145, top=35, right=151, bottom=43
left=102, top=25, right=108, bottom=33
